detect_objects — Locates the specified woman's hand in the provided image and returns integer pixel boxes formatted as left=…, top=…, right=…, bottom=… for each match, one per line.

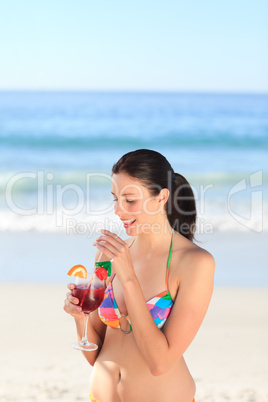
left=93, top=229, right=136, bottom=285
left=63, top=283, right=84, bottom=319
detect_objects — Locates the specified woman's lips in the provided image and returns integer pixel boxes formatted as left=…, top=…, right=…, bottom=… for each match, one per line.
left=122, top=219, right=136, bottom=228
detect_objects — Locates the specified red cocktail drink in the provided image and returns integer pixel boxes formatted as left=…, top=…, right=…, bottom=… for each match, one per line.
left=73, top=285, right=104, bottom=313
left=68, top=266, right=107, bottom=352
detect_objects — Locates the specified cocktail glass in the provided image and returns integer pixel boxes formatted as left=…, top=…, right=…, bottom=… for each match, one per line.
left=72, top=271, right=105, bottom=351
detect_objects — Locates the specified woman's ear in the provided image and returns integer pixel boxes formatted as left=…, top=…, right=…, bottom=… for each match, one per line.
left=158, top=188, right=169, bottom=204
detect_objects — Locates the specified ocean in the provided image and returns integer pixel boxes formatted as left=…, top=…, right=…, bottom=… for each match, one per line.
left=0, top=91, right=267, bottom=236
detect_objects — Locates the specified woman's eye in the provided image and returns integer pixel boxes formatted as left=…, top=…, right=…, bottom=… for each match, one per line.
left=112, top=198, right=135, bottom=204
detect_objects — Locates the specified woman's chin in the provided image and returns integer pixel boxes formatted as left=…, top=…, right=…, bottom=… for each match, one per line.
left=125, top=226, right=136, bottom=235
left=124, top=223, right=137, bottom=235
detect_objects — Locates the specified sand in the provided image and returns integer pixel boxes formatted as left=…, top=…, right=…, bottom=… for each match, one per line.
left=0, top=231, right=267, bottom=401
left=1, top=285, right=267, bottom=401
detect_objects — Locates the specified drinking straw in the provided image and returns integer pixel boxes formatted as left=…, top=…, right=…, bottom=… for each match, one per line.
left=97, top=252, right=103, bottom=263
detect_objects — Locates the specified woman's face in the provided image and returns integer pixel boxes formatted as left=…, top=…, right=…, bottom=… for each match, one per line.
left=111, top=172, right=165, bottom=236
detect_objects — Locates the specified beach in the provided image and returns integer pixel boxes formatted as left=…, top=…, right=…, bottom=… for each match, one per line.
left=1, top=91, right=267, bottom=401
left=0, top=230, right=267, bottom=402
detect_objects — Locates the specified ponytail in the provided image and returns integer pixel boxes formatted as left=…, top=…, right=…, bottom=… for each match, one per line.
left=167, top=173, right=196, bottom=241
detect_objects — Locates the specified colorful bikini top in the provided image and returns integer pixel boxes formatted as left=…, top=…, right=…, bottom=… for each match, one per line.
left=98, top=230, right=175, bottom=334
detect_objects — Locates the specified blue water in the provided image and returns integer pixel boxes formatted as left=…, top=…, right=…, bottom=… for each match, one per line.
left=1, top=91, right=268, bottom=171
left=0, top=91, right=267, bottom=234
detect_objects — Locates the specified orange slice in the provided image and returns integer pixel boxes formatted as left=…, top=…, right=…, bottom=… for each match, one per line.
left=67, top=264, right=87, bottom=278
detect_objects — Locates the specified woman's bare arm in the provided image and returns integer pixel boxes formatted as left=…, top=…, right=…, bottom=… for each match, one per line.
left=123, top=249, right=215, bottom=375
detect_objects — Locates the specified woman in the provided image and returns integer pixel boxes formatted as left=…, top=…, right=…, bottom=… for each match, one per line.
left=64, top=149, right=215, bottom=402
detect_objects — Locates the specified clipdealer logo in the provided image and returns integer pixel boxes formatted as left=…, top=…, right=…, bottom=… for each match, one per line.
left=227, top=170, right=263, bottom=232
left=4, top=169, right=264, bottom=234
left=5, top=171, right=115, bottom=227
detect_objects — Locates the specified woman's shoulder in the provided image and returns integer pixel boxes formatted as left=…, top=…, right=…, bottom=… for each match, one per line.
left=172, top=232, right=215, bottom=280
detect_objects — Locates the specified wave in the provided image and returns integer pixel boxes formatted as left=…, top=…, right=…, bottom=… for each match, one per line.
left=0, top=208, right=266, bottom=234
left=1, top=132, right=268, bottom=150
left=1, top=170, right=267, bottom=195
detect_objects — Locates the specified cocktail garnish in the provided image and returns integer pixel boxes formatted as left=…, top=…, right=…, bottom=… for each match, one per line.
left=95, top=266, right=108, bottom=281
left=95, top=260, right=111, bottom=277
left=67, top=264, right=87, bottom=279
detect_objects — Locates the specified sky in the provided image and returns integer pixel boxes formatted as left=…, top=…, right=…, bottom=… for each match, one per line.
left=0, top=0, right=267, bottom=92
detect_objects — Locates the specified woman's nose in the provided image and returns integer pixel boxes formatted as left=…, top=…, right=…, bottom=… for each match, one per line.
left=114, top=200, right=123, bottom=216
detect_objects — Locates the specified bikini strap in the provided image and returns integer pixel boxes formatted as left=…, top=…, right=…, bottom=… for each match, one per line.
left=167, top=229, right=174, bottom=269
left=165, top=229, right=174, bottom=291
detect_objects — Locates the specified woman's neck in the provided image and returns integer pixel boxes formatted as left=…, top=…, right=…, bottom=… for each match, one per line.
left=134, top=221, right=173, bottom=253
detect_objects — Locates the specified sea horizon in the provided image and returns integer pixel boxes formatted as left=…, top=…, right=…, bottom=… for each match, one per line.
left=1, top=89, right=268, bottom=95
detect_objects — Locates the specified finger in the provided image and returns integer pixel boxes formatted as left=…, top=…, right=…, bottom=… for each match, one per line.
left=101, top=230, right=125, bottom=245
left=64, top=299, right=82, bottom=314
left=94, top=237, right=121, bottom=253
left=73, top=304, right=82, bottom=314
left=95, top=235, right=125, bottom=251
left=67, top=293, right=80, bottom=305
left=67, top=283, right=75, bottom=290
left=94, top=238, right=123, bottom=256
left=64, top=304, right=83, bottom=316
left=94, top=242, right=115, bottom=259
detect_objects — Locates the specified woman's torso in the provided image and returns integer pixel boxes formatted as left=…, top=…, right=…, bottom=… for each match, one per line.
left=90, top=329, right=195, bottom=402
left=90, top=232, right=196, bottom=401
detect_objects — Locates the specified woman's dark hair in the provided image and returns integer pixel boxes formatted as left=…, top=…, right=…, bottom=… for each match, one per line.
left=112, top=149, right=196, bottom=241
